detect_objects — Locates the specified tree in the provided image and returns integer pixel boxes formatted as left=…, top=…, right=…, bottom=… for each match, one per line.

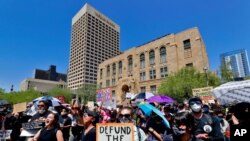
left=0, top=88, right=5, bottom=94
left=0, top=89, right=42, bottom=104
left=220, top=64, right=234, bottom=82
left=158, top=67, right=221, bottom=102
left=76, top=84, right=98, bottom=104
left=47, top=87, right=72, bottom=103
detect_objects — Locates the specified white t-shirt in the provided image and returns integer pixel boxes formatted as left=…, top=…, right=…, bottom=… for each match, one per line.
left=133, top=126, right=147, bottom=141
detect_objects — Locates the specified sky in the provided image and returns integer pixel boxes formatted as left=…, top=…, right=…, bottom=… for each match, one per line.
left=0, top=0, right=249, bottom=92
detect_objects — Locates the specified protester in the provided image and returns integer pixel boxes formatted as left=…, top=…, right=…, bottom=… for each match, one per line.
left=32, top=112, right=64, bottom=141
left=188, top=97, right=224, bottom=141
left=214, top=108, right=230, bottom=141
left=119, top=106, right=147, bottom=141
left=79, top=108, right=99, bottom=141
left=59, top=107, right=72, bottom=141
left=173, top=111, right=193, bottom=141
left=30, top=100, right=51, bottom=122
left=69, top=101, right=84, bottom=141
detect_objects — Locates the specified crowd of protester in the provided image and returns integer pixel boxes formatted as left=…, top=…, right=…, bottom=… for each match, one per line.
left=0, top=97, right=250, bottom=141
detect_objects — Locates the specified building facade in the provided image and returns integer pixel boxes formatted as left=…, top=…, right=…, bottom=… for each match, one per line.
left=97, top=27, right=209, bottom=104
left=220, top=49, right=250, bottom=78
left=20, top=78, right=67, bottom=93
left=34, top=65, right=67, bottom=82
left=68, top=3, right=120, bottom=89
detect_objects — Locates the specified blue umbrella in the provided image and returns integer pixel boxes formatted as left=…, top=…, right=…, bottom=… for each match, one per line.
left=33, top=96, right=61, bottom=107
left=138, top=103, right=170, bottom=128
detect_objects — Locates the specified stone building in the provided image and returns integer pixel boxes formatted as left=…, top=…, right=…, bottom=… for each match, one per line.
left=97, top=27, right=209, bottom=104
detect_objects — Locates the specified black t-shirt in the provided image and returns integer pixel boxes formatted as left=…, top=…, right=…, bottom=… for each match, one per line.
left=60, top=115, right=72, bottom=139
left=191, top=114, right=224, bottom=141
left=80, top=127, right=96, bottom=141
left=38, top=127, right=58, bottom=141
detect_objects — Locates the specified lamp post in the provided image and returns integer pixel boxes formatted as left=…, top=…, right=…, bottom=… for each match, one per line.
left=203, top=66, right=209, bottom=86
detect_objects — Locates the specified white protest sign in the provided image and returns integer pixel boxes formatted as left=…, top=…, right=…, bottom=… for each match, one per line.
left=96, top=123, right=134, bottom=141
left=0, top=130, right=12, bottom=140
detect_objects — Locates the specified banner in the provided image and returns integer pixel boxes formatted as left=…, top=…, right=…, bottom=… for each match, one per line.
left=96, top=88, right=112, bottom=102
left=96, top=123, right=134, bottom=141
left=192, top=87, right=214, bottom=103
left=13, top=102, right=27, bottom=113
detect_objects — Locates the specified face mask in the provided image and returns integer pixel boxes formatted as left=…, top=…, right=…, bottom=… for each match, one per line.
left=173, top=126, right=186, bottom=135
left=39, top=109, right=46, bottom=114
left=191, top=103, right=201, bottom=112
left=118, top=117, right=131, bottom=123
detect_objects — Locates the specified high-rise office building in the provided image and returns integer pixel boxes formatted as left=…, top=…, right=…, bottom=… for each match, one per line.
left=68, top=3, right=120, bottom=89
left=220, top=49, right=250, bottom=78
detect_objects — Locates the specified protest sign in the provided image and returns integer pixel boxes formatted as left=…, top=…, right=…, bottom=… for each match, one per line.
left=96, top=88, right=112, bottom=102
left=192, top=87, right=214, bottom=103
left=13, top=102, right=27, bottom=113
left=20, top=121, right=45, bottom=137
left=0, top=130, right=12, bottom=140
left=96, top=123, right=134, bottom=141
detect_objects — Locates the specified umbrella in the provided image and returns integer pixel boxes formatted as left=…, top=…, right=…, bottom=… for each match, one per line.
left=138, top=103, right=170, bottom=128
left=146, top=95, right=175, bottom=103
left=0, top=99, right=9, bottom=106
left=132, top=92, right=154, bottom=100
left=33, top=96, right=61, bottom=107
left=210, top=80, right=250, bottom=105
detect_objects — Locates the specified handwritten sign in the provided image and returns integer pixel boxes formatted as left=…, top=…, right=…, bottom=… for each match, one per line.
left=192, top=87, right=215, bottom=103
left=96, top=88, right=112, bottom=102
left=0, top=130, right=12, bottom=140
left=13, top=102, right=27, bottom=113
left=96, top=123, right=134, bottom=141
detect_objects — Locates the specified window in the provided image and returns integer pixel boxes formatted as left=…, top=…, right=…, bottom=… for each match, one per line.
left=140, top=72, right=146, bottom=81
left=160, top=47, right=166, bottom=63
left=112, top=63, right=116, bottom=76
left=140, top=86, right=146, bottom=93
left=107, top=65, right=110, bottom=77
left=112, top=90, right=115, bottom=98
left=112, top=78, right=116, bottom=86
left=100, top=69, right=103, bottom=79
left=183, top=39, right=191, bottom=49
left=150, top=85, right=157, bottom=94
left=128, top=56, right=133, bottom=72
left=186, top=63, right=193, bottom=67
left=99, top=82, right=102, bottom=88
left=140, top=53, right=145, bottom=69
left=106, top=80, right=110, bottom=87
left=119, top=61, right=122, bottom=74
left=149, top=50, right=155, bottom=65
left=160, top=67, right=168, bottom=78
left=149, top=69, right=156, bottom=79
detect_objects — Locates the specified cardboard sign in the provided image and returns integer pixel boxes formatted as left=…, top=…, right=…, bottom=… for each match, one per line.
left=0, top=130, right=12, bottom=139
left=13, top=102, right=27, bottom=113
left=96, top=88, right=112, bottom=102
left=96, top=123, right=134, bottom=141
left=192, top=87, right=215, bottom=103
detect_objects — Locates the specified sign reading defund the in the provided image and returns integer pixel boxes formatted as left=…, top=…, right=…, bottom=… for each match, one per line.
left=96, top=123, right=134, bottom=141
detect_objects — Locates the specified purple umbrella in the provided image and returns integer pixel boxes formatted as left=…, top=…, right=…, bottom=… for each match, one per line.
left=146, top=95, right=175, bottom=103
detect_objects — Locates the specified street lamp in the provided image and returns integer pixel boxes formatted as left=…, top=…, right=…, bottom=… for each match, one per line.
left=203, top=66, right=209, bottom=86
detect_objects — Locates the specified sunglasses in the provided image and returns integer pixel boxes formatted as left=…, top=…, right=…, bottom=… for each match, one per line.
left=190, top=101, right=202, bottom=105
left=119, top=114, right=131, bottom=119
left=72, top=107, right=79, bottom=110
left=38, top=105, right=45, bottom=108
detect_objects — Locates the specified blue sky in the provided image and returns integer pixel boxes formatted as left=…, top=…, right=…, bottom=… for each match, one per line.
left=0, top=0, right=249, bottom=92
